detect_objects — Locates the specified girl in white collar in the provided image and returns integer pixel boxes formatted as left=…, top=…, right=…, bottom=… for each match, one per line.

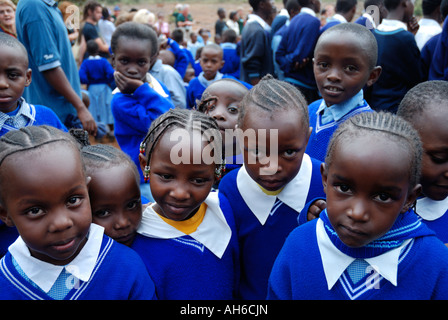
left=219, top=75, right=325, bottom=299
left=398, top=81, right=448, bottom=245
left=0, top=126, right=156, bottom=300
left=133, top=108, right=239, bottom=300
left=268, top=112, right=448, bottom=300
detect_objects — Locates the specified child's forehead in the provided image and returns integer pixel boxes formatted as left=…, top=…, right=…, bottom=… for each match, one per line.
left=201, top=47, right=222, bottom=57
left=116, top=36, right=152, bottom=52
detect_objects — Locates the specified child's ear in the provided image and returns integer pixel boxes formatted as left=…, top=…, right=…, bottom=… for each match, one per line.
left=111, top=54, right=115, bottom=68
left=0, top=204, right=14, bottom=227
left=85, top=176, right=92, bottom=188
left=139, top=153, right=148, bottom=172
left=320, top=163, right=328, bottom=194
left=366, top=66, right=382, bottom=87
left=220, top=59, right=225, bottom=69
left=401, top=184, right=422, bottom=213
left=25, top=68, right=32, bottom=87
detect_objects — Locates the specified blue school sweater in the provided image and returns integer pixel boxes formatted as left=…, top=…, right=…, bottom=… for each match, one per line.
left=305, top=97, right=373, bottom=162
left=218, top=154, right=325, bottom=299
left=186, top=73, right=252, bottom=109
left=416, top=196, right=448, bottom=244
left=370, top=27, right=425, bottom=113
left=131, top=192, right=240, bottom=300
left=220, top=42, right=240, bottom=78
left=111, top=81, right=174, bottom=184
left=0, top=233, right=157, bottom=300
left=79, top=56, right=115, bottom=85
left=267, top=215, right=448, bottom=300
left=275, top=10, right=320, bottom=89
left=428, top=16, right=448, bottom=80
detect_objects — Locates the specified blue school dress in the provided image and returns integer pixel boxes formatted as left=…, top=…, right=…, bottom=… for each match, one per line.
left=416, top=196, right=448, bottom=244
left=0, top=224, right=156, bottom=300
left=131, top=192, right=240, bottom=300
left=218, top=153, right=325, bottom=299
left=268, top=209, right=448, bottom=300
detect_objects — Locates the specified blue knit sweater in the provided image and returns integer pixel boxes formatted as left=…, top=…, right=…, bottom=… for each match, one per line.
left=305, top=98, right=372, bottom=162
left=0, top=234, right=157, bottom=300
left=267, top=217, right=448, bottom=299
left=218, top=156, right=325, bottom=299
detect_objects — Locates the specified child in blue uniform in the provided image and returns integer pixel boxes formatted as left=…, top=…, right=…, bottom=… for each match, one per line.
left=0, top=126, right=156, bottom=300
left=306, top=23, right=382, bottom=162
left=79, top=40, right=115, bottom=133
left=196, top=78, right=249, bottom=188
left=69, top=129, right=144, bottom=247
left=397, top=81, right=448, bottom=245
left=110, top=22, right=174, bottom=201
left=268, top=112, right=448, bottom=300
left=219, top=75, right=325, bottom=299
left=132, top=108, right=240, bottom=300
left=186, top=44, right=251, bottom=109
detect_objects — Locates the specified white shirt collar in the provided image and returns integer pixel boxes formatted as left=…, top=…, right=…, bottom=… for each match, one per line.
left=246, top=14, right=271, bottom=31
left=332, top=14, right=347, bottom=23
left=416, top=196, right=448, bottom=221
left=9, top=223, right=104, bottom=293
left=362, top=12, right=377, bottom=29
left=418, top=18, right=442, bottom=27
left=137, top=192, right=232, bottom=259
left=300, top=7, right=317, bottom=17
left=316, top=218, right=411, bottom=290
left=236, top=153, right=313, bottom=225
left=377, top=19, right=408, bottom=32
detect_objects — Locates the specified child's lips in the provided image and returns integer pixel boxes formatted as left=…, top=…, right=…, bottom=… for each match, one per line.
left=323, top=85, right=344, bottom=95
left=51, top=238, right=76, bottom=252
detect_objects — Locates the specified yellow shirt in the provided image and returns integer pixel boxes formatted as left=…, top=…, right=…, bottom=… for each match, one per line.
left=157, top=203, right=207, bottom=235
left=257, top=184, right=284, bottom=196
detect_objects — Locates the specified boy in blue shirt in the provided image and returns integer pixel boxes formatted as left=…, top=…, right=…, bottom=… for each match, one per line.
left=320, top=0, right=358, bottom=33
left=275, top=0, right=321, bottom=103
left=305, top=23, right=382, bottom=162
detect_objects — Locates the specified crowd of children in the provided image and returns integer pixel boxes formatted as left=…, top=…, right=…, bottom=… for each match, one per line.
left=0, top=0, right=447, bottom=301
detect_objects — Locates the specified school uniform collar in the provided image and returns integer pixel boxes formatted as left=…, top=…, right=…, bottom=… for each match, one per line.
left=300, top=7, right=317, bottom=17
left=87, top=55, right=102, bottom=60
left=137, top=192, right=232, bottom=259
left=42, top=0, right=57, bottom=7
left=236, top=153, right=313, bottom=225
left=316, top=218, right=410, bottom=289
left=317, top=90, right=364, bottom=125
left=331, top=14, right=347, bottom=23
left=377, top=19, right=408, bottom=32
left=0, top=98, right=36, bottom=131
left=8, top=223, right=104, bottom=293
left=246, top=14, right=271, bottom=31
left=416, top=196, right=448, bottom=221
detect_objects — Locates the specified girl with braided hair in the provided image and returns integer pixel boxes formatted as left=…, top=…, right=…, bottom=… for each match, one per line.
left=268, top=112, right=448, bottom=300
left=131, top=108, right=240, bottom=299
left=0, top=126, right=156, bottom=299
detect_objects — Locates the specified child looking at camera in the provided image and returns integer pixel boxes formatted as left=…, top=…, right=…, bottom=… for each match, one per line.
left=268, top=112, right=448, bottom=300
left=0, top=126, right=156, bottom=300
left=131, top=108, right=240, bottom=300
left=219, top=75, right=325, bottom=299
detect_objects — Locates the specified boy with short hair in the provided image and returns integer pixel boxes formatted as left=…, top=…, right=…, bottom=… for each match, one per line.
left=186, top=44, right=251, bottom=109
left=320, top=0, right=358, bottom=33
left=368, top=0, right=425, bottom=112
left=0, top=33, right=66, bottom=137
left=305, top=23, right=382, bottom=162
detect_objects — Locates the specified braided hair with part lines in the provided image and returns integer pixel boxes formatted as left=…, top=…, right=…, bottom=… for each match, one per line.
left=139, top=108, right=225, bottom=175
left=325, top=111, right=423, bottom=189
left=237, top=74, right=309, bottom=130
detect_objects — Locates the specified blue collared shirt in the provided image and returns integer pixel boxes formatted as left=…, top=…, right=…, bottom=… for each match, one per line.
left=317, top=90, right=364, bottom=125
left=0, top=98, right=35, bottom=132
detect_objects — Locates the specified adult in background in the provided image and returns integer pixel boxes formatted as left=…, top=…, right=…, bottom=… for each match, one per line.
left=15, top=0, right=97, bottom=135
left=82, top=0, right=109, bottom=59
left=0, top=0, right=16, bottom=37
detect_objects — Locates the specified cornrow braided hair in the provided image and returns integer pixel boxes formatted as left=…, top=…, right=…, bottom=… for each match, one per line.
left=196, top=78, right=249, bottom=113
left=238, top=74, right=309, bottom=129
left=140, top=108, right=225, bottom=172
left=69, top=129, right=140, bottom=184
left=325, top=111, right=423, bottom=188
left=0, top=125, right=81, bottom=169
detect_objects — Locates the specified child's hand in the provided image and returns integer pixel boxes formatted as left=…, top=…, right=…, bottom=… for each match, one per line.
left=407, top=16, right=420, bottom=35
left=307, top=199, right=326, bottom=221
left=114, top=71, right=144, bottom=94
left=293, top=58, right=310, bottom=71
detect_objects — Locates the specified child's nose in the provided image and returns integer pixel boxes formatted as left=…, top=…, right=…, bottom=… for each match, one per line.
left=347, top=199, right=369, bottom=222
left=169, top=186, right=191, bottom=201
left=327, top=68, right=341, bottom=82
left=114, top=212, right=131, bottom=230
left=48, top=210, right=74, bottom=233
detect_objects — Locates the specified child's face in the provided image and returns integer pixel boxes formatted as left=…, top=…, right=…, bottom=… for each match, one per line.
left=239, top=107, right=312, bottom=191
left=112, top=37, right=152, bottom=82
left=200, top=48, right=225, bottom=80
left=147, top=130, right=216, bottom=221
left=313, top=34, right=380, bottom=106
left=203, top=81, right=246, bottom=151
left=89, top=165, right=142, bottom=247
left=0, top=144, right=92, bottom=265
left=321, top=135, right=420, bottom=248
left=413, top=103, right=448, bottom=201
left=0, top=45, right=31, bottom=113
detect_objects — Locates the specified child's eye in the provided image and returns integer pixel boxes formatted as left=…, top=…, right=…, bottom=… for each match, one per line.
left=429, top=153, right=448, bottom=164
left=374, top=193, right=392, bottom=203
left=317, top=62, right=329, bottom=69
left=67, top=196, right=82, bottom=207
left=25, top=207, right=44, bottom=218
left=335, top=184, right=351, bottom=194
left=345, top=65, right=358, bottom=72
left=206, top=104, right=216, bottom=112
left=93, top=209, right=111, bottom=218
left=283, top=149, right=298, bottom=158
left=138, top=60, right=148, bottom=66
left=191, top=177, right=209, bottom=185
left=227, top=106, right=239, bottom=114
left=126, top=199, right=141, bottom=210
left=8, top=73, right=20, bottom=80
left=158, top=173, right=173, bottom=180
left=119, top=58, right=128, bottom=64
